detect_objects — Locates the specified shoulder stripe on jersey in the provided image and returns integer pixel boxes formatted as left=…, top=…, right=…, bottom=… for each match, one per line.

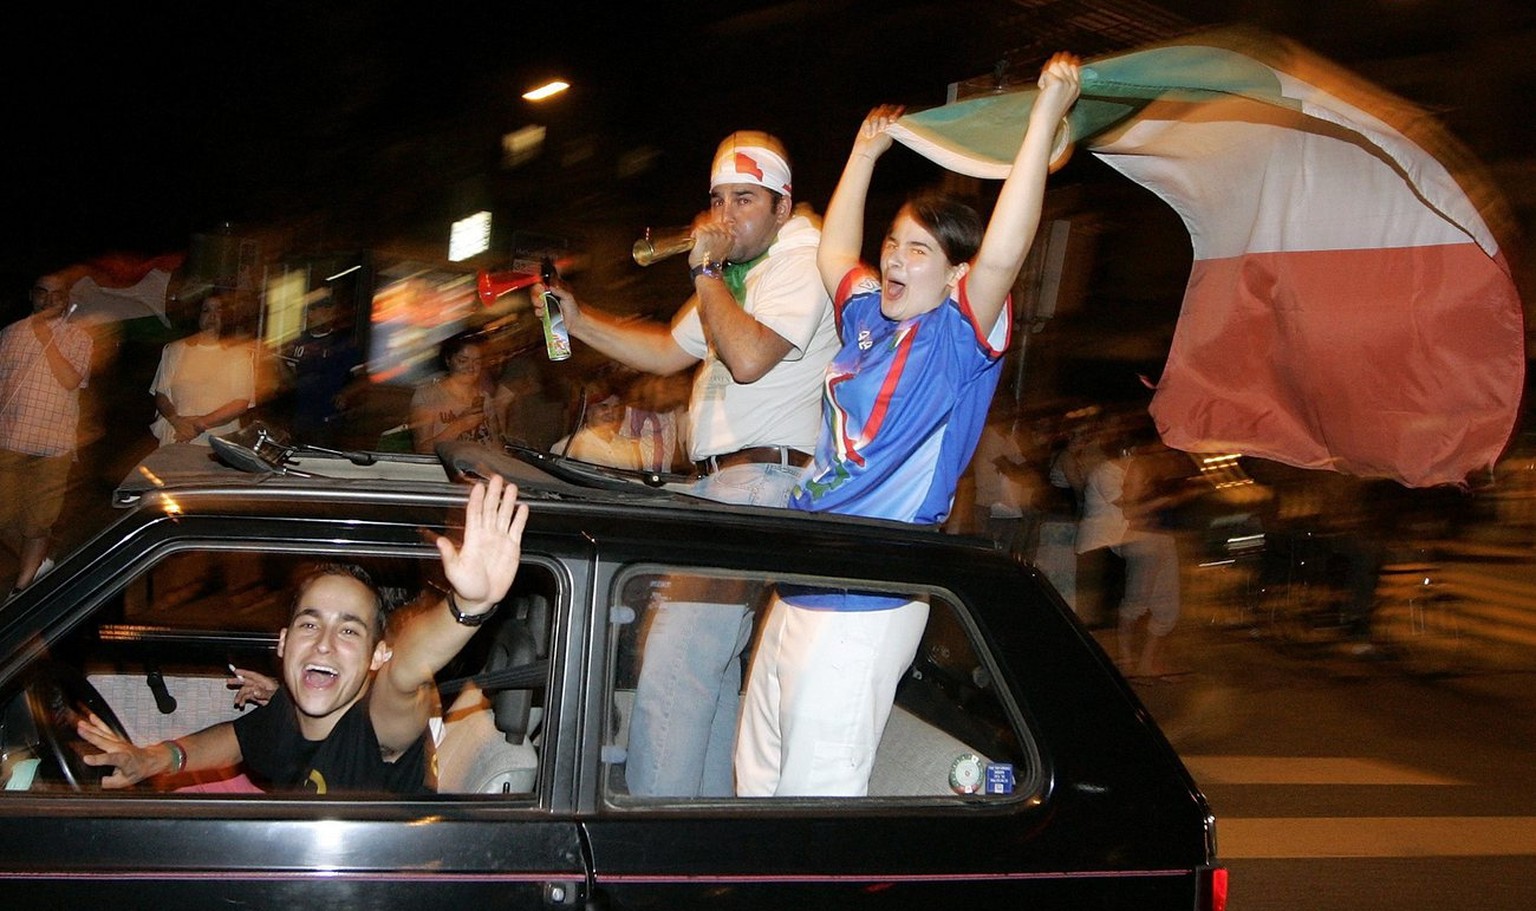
left=834, top=264, right=879, bottom=323
left=954, top=274, right=1012, bottom=357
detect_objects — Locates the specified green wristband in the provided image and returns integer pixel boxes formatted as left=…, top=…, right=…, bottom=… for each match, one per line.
left=166, top=740, right=187, bottom=774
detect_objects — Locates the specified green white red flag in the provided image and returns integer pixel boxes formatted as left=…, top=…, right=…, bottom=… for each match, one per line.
left=891, top=30, right=1524, bottom=488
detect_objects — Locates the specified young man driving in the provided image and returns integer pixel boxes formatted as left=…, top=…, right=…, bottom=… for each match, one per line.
left=77, top=476, right=529, bottom=794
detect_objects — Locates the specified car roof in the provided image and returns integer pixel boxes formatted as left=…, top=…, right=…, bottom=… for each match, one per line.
left=112, top=439, right=971, bottom=547
left=115, top=439, right=662, bottom=503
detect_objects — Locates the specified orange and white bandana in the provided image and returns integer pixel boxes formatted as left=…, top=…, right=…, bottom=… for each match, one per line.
left=709, top=131, right=792, bottom=196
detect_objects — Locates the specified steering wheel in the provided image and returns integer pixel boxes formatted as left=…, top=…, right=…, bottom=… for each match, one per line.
left=23, top=661, right=132, bottom=790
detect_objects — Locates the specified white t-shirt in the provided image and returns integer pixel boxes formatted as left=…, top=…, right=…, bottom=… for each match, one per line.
left=551, top=428, right=644, bottom=470
left=1076, top=457, right=1130, bottom=553
left=670, top=215, right=836, bottom=460
left=974, top=422, right=1028, bottom=517
left=149, top=338, right=257, bottom=446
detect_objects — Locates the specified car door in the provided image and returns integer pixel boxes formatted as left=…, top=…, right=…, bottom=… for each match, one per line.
left=575, top=528, right=1213, bottom=910
left=0, top=512, right=593, bottom=910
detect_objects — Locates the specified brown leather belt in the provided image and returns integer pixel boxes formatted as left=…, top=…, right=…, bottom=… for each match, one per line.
left=696, top=446, right=813, bottom=474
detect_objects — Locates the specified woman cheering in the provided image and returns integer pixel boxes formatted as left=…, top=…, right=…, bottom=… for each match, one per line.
left=736, top=53, right=1082, bottom=797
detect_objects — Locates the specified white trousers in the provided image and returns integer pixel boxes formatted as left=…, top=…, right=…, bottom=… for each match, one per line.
left=735, top=595, right=929, bottom=797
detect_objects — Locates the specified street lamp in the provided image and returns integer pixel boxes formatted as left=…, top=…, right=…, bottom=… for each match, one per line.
left=521, top=80, right=569, bottom=102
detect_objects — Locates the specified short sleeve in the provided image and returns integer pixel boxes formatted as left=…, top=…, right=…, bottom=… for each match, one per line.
left=149, top=343, right=178, bottom=396
left=746, top=248, right=832, bottom=359
left=954, top=273, right=1011, bottom=358
left=669, top=296, right=706, bottom=360
left=60, top=326, right=92, bottom=387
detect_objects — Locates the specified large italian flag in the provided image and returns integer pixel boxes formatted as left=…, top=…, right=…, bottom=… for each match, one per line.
left=890, top=29, right=1524, bottom=488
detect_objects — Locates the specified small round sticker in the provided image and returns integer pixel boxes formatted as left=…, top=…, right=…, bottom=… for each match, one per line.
left=949, top=753, right=984, bottom=794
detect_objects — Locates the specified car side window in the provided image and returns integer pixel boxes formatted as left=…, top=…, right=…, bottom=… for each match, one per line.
left=603, top=567, right=1033, bottom=804
left=0, top=548, right=557, bottom=800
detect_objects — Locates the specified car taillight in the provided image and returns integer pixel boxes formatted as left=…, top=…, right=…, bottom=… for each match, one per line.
left=1198, top=865, right=1229, bottom=911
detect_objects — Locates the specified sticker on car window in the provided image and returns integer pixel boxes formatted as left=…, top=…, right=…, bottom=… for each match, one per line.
left=949, top=753, right=984, bottom=794
left=985, top=762, right=1015, bottom=795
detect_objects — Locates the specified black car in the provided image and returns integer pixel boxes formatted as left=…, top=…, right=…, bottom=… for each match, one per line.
left=0, top=439, right=1225, bottom=910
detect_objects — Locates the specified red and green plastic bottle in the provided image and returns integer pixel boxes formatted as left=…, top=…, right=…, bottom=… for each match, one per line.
left=540, top=256, right=572, bottom=362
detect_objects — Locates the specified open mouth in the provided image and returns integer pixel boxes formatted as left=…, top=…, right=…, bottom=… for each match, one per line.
left=883, top=277, right=907, bottom=302
left=302, top=664, right=339, bottom=688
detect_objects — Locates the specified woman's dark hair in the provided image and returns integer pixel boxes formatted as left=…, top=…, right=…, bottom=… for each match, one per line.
left=201, top=292, right=251, bottom=341
left=900, top=191, right=984, bottom=265
left=437, top=329, right=486, bottom=372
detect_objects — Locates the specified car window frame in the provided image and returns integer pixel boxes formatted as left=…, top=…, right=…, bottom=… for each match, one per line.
left=0, top=533, right=573, bottom=810
left=595, top=560, right=1044, bottom=813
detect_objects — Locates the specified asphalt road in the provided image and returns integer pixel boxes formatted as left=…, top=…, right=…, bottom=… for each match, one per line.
left=1134, top=593, right=1536, bottom=911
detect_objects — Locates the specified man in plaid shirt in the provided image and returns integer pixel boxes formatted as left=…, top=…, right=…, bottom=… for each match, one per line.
left=0, top=274, right=92, bottom=595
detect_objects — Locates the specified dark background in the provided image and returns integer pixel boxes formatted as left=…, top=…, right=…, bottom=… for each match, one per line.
left=9, top=1, right=1534, bottom=268
left=6, top=0, right=1534, bottom=418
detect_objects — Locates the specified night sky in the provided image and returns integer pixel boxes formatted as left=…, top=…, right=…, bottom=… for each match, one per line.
left=8, top=3, right=1016, bottom=276
left=8, top=1, right=1534, bottom=294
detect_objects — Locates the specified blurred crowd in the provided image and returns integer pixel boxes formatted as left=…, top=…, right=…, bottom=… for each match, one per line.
left=1, top=263, right=1528, bottom=676
left=0, top=269, right=700, bottom=596
left=946, top=396, right=1508, bottom=678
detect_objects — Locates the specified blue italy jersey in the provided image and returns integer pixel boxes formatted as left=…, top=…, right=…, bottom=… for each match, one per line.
left=790, top=266, right=1009, bottom=527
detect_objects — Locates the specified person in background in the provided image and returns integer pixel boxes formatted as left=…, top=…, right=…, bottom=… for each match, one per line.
left=149, top=292, right=258, bottom=446
left=532, top=130, right=838, bottom=798
left=1076, top=418, right=1186, bottom=679
left=410, top=331, right=510, bottom=454
left=735, top=53, right=1082, bottom=797
left=0, top=274, right=92, bottom=594
left=280, top=294, right=363, bottom=446
left=1048, top=418, right=1114, bottom=624
left=972, top=397, right=1036, bottom=558
left=551, top=376, right=644, bottom=469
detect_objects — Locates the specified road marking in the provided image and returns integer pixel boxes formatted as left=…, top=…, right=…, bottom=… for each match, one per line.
left=1184, top=755, right=1464, bottom=786
left=1218, top=817, right=1536, bottom=858
left=1186, top=757, right=1528, bottom=858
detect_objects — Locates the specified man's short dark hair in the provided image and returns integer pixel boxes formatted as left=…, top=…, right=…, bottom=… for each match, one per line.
left=290, top=563, right=386, bottom=641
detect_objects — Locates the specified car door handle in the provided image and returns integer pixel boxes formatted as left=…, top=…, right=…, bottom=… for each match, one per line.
left=145, top=666, right=178, bottom=714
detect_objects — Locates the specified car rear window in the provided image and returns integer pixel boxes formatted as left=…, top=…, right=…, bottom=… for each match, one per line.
left=602, top=566, right=1034, bottom=805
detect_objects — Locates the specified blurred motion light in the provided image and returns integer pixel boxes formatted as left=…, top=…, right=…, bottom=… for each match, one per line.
left=449, top=211, right=492, bottom=263
left=502, top=125, right=547, bottom=168
left=522, top=80, right=569, bottom=101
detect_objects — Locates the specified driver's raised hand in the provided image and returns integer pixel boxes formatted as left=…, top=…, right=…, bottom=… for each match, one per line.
left=437, top=475, right=529, bottom=617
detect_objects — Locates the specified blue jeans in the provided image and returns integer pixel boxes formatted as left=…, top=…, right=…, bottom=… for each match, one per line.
left=625, top=462, right=803, bottom=797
